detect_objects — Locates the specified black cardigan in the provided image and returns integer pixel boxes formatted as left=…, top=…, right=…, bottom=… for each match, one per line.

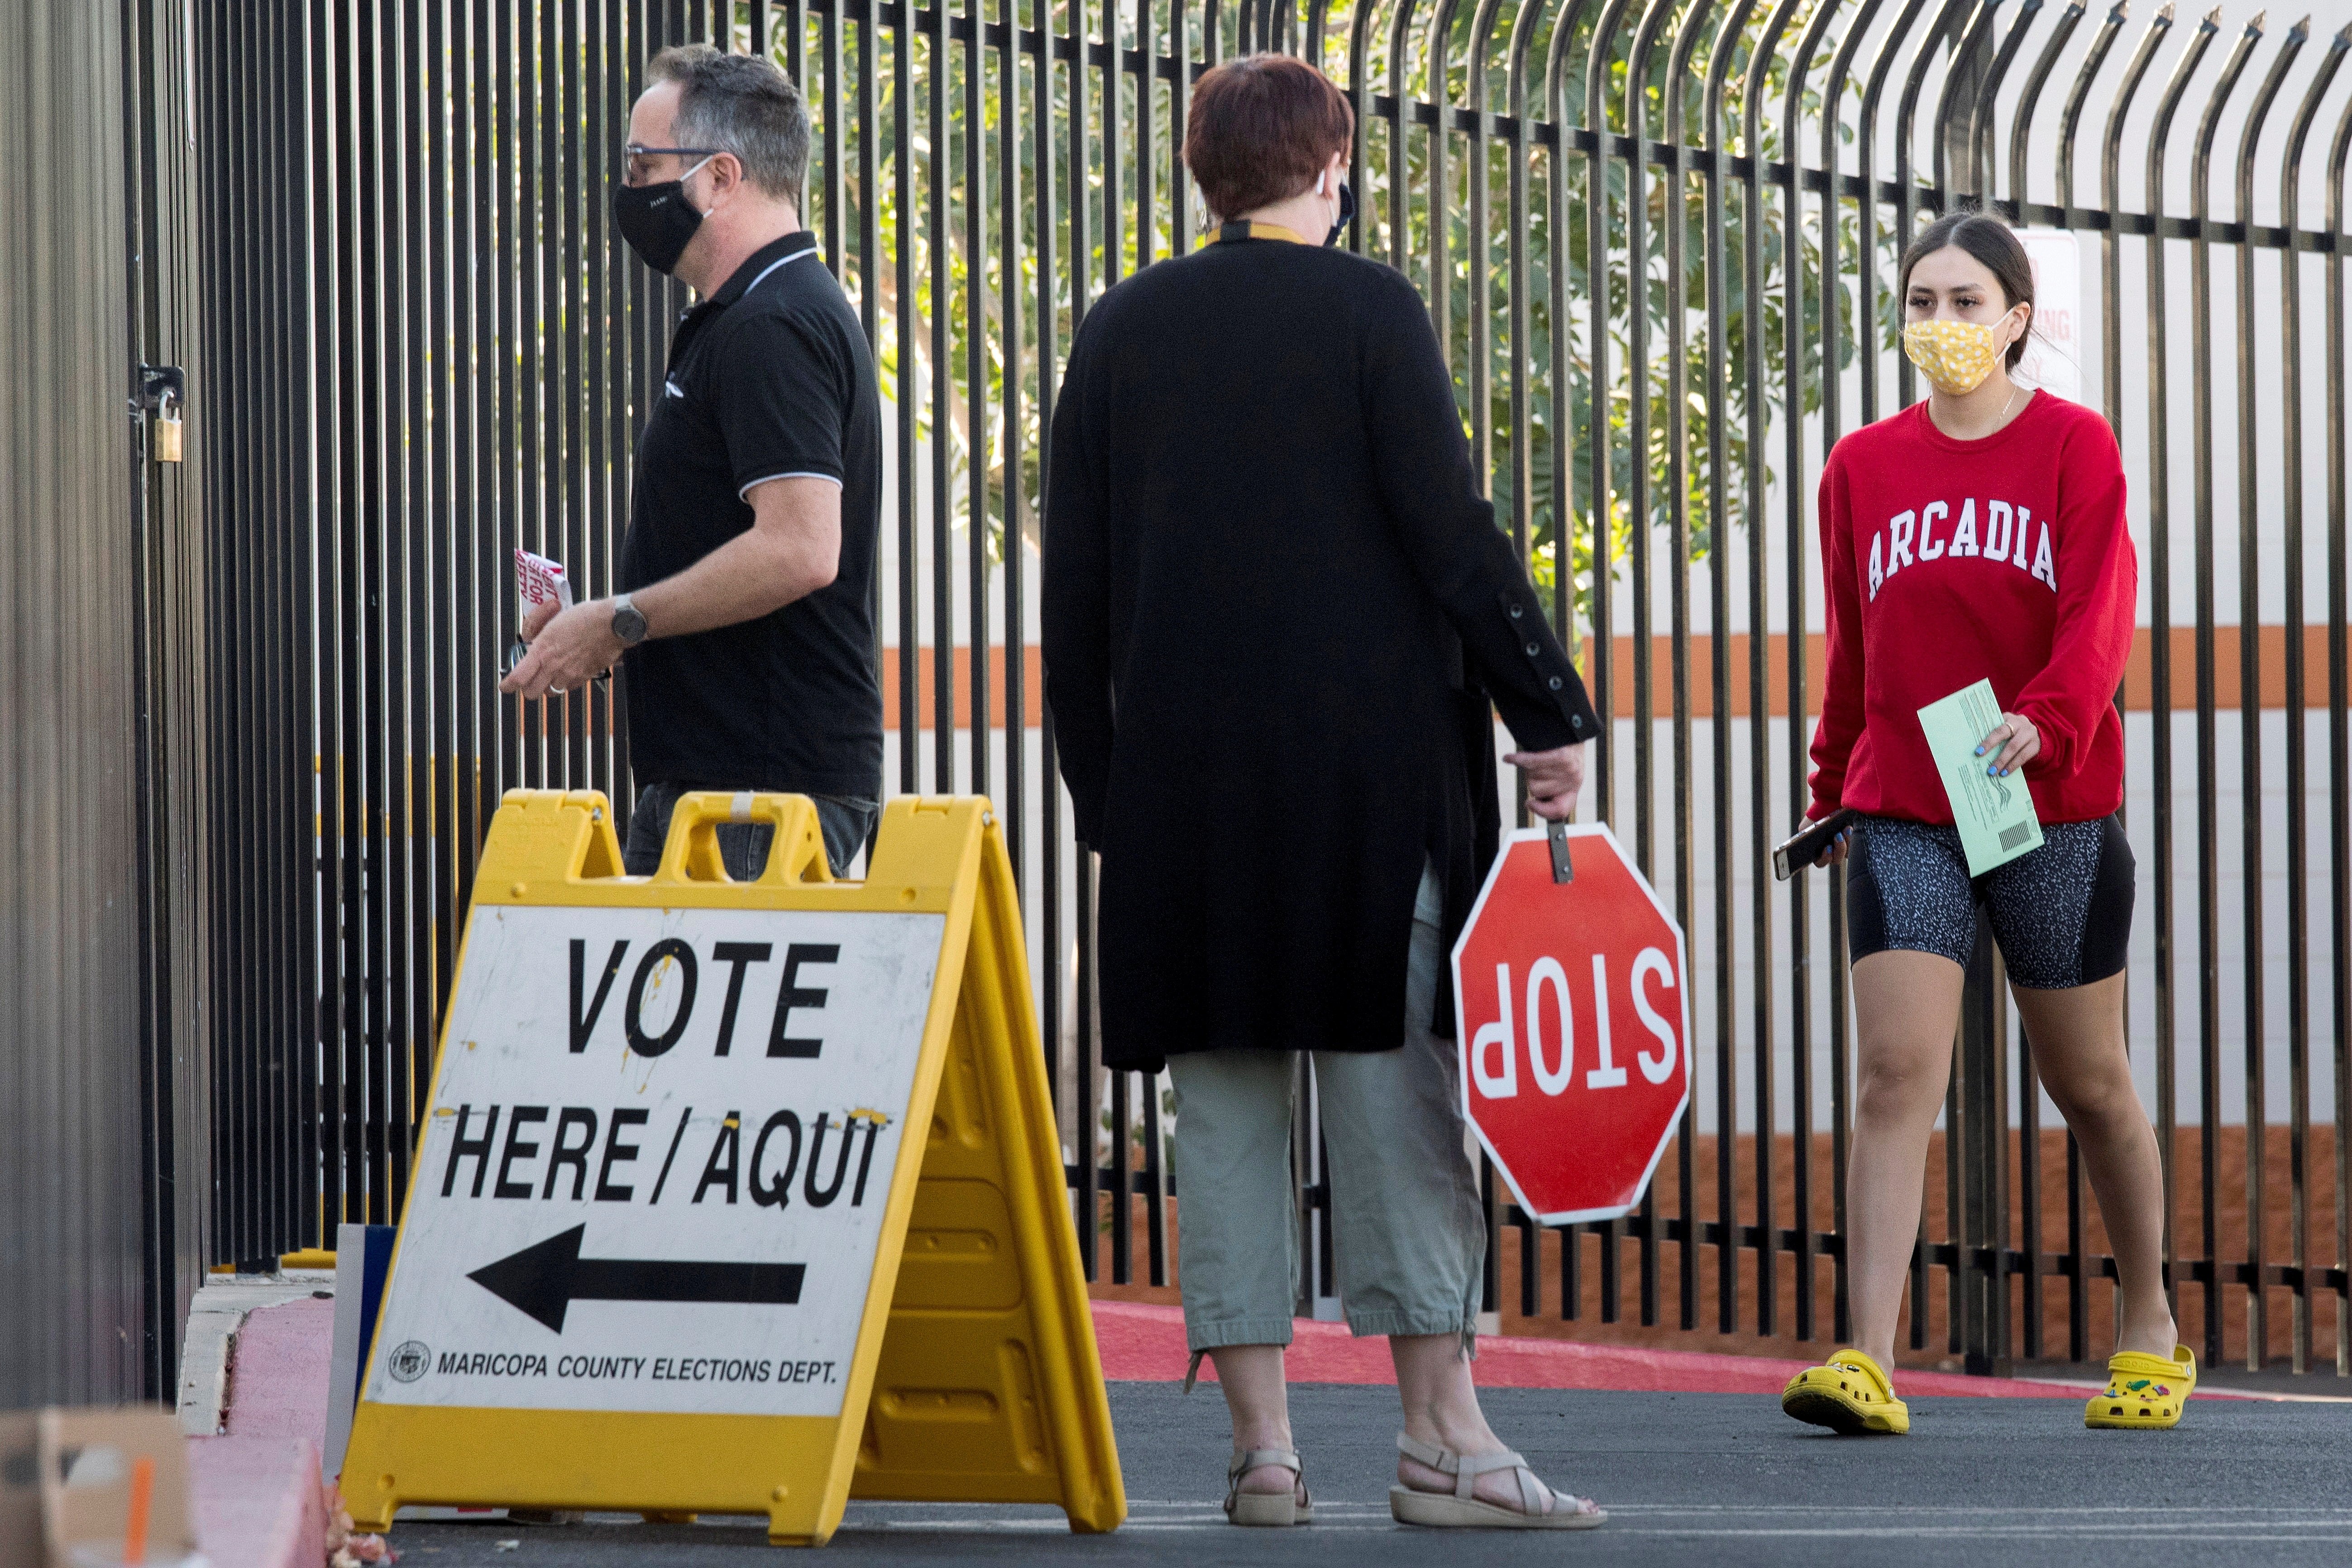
left=1041, top=236, right=1599, bottom=1073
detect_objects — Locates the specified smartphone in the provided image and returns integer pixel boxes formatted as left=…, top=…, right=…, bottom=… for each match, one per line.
left=1772, top=808, right=1857, bottom=881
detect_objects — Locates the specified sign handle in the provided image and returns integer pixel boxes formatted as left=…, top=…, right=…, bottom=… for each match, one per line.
left=1547, top=817, right=1574, bottom=884
left=653, top=791, right=837, bottom=887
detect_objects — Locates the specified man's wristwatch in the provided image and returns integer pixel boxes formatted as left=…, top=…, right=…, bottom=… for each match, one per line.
left=610, top=593, right=649, bottom=648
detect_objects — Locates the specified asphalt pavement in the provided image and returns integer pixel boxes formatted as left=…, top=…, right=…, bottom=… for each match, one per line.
left=388, top=1382, right=2352, bottom=1566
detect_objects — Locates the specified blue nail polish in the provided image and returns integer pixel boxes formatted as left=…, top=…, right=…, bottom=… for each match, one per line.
left=1987, top=765, right=1998, bottom=775
left=1974, top=745, right=1985, bottom=755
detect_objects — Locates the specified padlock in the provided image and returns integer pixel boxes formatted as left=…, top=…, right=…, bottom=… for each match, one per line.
left=153, top=389, right=183, bottom=463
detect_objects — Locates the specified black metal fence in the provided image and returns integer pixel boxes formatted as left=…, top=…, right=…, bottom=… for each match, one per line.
left=188, top=0, right=2352, bottom=1377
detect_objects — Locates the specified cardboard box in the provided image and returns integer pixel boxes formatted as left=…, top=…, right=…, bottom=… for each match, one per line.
left=34, top=1407, right=198, bottom=1568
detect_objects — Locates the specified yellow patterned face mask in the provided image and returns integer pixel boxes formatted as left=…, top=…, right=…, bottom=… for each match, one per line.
left=1902, top=308, right=2022, bottom=395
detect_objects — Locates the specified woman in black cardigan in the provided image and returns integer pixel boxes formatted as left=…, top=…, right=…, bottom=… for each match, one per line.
left=1043, top=55, right=1603, bottom=1530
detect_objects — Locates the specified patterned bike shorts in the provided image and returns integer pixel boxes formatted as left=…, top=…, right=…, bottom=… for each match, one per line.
left=1845, top=813, right=2134, bottom=990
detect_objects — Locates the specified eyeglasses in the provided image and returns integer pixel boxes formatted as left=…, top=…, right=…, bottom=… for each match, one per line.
left=623, top=143, right=724, bottom=183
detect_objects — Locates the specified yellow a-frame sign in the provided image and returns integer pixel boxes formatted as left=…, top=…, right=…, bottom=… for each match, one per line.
left=340, top=790, right=1124, bottom=1546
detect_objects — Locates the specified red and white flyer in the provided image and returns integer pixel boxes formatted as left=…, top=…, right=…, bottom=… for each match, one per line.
left=515, top=547, right=573, bottom=618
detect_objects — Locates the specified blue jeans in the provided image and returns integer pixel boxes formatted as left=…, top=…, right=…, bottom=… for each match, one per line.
left=620, top=781, right=879, bottom=881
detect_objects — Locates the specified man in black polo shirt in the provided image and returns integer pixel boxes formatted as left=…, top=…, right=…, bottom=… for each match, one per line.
left=502, top=45, right=882, bottom=878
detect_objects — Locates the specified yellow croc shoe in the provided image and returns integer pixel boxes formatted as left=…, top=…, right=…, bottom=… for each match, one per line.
left=2085, top=1343, right=2196, bottom=1430
left=1782, top=1349, right=1910, bottom=1435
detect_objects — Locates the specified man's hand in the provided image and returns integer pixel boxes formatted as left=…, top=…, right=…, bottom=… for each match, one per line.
left=1506, top=740, right=1590, bottom=822
left=501, top=599, right=623, bottom=700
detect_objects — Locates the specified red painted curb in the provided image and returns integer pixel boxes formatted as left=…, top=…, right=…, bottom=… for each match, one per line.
left=1092, top=1300, right=2239, bottom=1401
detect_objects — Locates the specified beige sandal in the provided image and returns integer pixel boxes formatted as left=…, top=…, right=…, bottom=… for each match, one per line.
left=1223, top=1447, right=1312, bottom=1527
left=1389, top=1432, right=1606, bottom=1529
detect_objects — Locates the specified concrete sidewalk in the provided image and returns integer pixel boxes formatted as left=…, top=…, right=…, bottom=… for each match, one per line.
left=387, top=1382, right=2352, bottom=1566
left=198, top=1285, right=2352, bottom=1565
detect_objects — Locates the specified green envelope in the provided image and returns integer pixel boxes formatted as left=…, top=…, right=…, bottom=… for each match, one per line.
left=1917, top=678, right=2043, bottom=876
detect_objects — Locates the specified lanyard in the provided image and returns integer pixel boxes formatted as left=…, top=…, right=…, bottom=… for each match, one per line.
left=1212, top=221, right=1307, bottom=245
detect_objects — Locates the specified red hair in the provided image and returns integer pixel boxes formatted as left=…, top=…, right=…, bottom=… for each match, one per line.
left=1182, top=55, right=1353, bottom=222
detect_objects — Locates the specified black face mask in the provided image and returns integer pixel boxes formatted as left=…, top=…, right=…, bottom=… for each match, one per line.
left=612, top=157, right=712, bottom=275
left=1326, top=181, right=1355, bottom=247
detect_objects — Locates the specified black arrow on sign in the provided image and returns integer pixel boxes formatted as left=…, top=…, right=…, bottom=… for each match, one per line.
left=466, top=1224, right=806, bottom=1333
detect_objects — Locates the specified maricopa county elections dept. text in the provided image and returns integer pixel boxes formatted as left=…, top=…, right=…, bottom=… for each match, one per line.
left=360, top=904, right=947, bottom=1419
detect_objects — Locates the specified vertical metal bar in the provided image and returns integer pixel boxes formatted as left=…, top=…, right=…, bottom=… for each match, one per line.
left=1740, top=0, right=1801, bottom=1341
left=1584, top=0, right=1633, bottom=857
left=1776, top=0, right=1843, bottom=1344
left=823, top=0, right=847, bottom=271
left=858, top=0, right=883, bottom=788
left=1134, top=0, right=1155, bottom=284
left=1892, top=0, right=1976, bottom=411
left=1345, top=0, right=1373, bottom=258
left=1962, top=0, right=2038, bottom=202
left=2273, top=21, right=2349, bottom=1377
left=969, top=0, right=993, bottom=803
left=1389, top=0, right=1428, bottom=274
left=1611, top=0, right=1682, bottom=1330
left=1002, top=0, right=1030, bottom=907
left=1513, top=0, right=1597, bottom=1319
left=1098, top=0, right=1127, bottom=1291
left=2055, top=2, right=2125, bottom=214
left=929, top=0, right=954, bottom=791
left=1858, top=0, right=1932, bottom=427
left=1425, top=0, right=1468, bottom=382
left=1171, top=0, right=1192, bottom=259
left=1067, top=0, right=1098, bottom=1274
left=2226, top=17, right=2301, bottom=1372
left=1111, top=1063, right=1132, bottom=1285
left=1076, top=844, right=1100, bottom=1278
left=1574, top=0, right=1635, bottom=1338
left=2186, top=11, right=2261, bottom=1368
left=1928, top=0, right=2003, bottom=202
left=2003, top=0, right=2088, bottom=209
left=1960, top=923, right=2009, bottom=1373
left=2326, top=75, right=2352, bottom=1378
left=896, top=0, right=921, bottom=797
left=2136, top=0, right=2208, bottom=1351
left=420, top=0, right=455, bottom=1227
left=1819, top=0, right=1882, bottom=1352
left=1035, top=0, right=1062, bottom=1133
left=345, top=0, right=372, bottom=1225
left=1463, top=0, right=1509, bottom=512
left=2063, top=0, right=2116, bottom=1355
left=2020, top=1023, right=2044, bottom=1358
left=1540, top=0, right=1603, bottom=1322
left=1702, top=0, right=1763, bottom=1336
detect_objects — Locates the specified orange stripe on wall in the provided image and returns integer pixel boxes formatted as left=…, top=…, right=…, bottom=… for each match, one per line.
left=1567, top=627, right=2335, bottom=721
left=876, top=627, right=2335, bottom=732
left=2119, top=625, right=2336, bottom=713
left=1573, top=634, right=1831, bottom=722
left=881, top=644, right=1047, bottom=730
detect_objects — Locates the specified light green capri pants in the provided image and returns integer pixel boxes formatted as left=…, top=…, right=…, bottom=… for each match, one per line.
left=1166, top=865, right=1486, bottom=1353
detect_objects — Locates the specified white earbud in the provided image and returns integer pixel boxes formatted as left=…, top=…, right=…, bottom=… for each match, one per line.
left=1315, top=170, right=1327, bottom=196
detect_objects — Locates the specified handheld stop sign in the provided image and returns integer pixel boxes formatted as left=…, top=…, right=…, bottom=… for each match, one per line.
left=339, top=790, right=1123, bottom=1546
left=1452, top=822, right=1691, bottom=1224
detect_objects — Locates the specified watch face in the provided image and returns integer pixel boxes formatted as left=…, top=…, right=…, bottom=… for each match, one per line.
left=613, top=603, right=648, bottom=645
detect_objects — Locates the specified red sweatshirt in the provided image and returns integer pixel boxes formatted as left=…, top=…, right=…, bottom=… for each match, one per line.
left=1807, top=391, right=2137, bottom=827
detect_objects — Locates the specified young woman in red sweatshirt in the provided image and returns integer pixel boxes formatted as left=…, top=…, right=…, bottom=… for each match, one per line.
left=1783, top=211, right=2191, bottom=1434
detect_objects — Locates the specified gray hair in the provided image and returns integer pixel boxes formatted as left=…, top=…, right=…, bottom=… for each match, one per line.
left=645, top=45, right=809, bottom=204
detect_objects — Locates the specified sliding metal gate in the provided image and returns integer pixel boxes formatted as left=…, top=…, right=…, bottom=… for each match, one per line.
left=190, top=0, right=2352, bottom=1376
